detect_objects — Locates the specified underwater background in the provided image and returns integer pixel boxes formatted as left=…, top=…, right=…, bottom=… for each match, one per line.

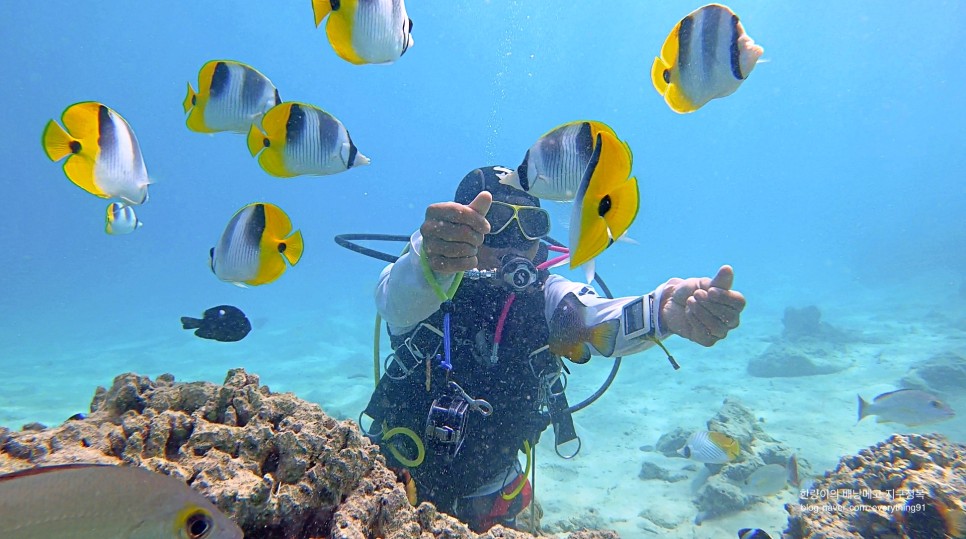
left=2, top=1, right=965, bottom=537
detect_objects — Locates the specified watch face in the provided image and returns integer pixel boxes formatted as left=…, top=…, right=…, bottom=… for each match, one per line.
left=624, top=298, right=646, bottom=336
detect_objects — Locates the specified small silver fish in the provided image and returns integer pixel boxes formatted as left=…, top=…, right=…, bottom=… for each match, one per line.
left=857, top=389, right=955, bottom=426
left=105, top=202, right=142, bottom=235
left=741, top=463, right=787, bottom=497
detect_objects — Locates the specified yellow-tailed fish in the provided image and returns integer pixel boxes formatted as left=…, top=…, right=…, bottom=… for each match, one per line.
left=549, top=292, right=619, bottom=364
left=210, top=202, right=304, bottom=287
left=311, top=0, right=414, bottom=65
left=499, top=120, right=629, bottom=202
left=0, top=464, right=243, bottom=539
left=184, top=60, right=281, bottom=134
left=247, top=102, right=369, bottom=177
left=569, top=129, right=639, bottom=269
left=42, top=102, right=150, bottom=205
left=651, top=4, right=764, bottom=113
left=105, top=202, right=142, bottom=235
left=678, top=430, right=740, bottom=464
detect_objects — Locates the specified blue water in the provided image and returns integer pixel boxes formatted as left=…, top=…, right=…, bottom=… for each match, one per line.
left=2, top=1, right=965, bottom=536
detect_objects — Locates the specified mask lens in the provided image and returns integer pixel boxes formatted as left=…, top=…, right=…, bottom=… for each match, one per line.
left=517, top=207, right=550, bottom=239
left=485, top=203, right=515, bottom=234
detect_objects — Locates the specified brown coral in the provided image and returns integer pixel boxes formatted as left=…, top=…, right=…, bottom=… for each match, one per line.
left=0, top=369, right=619, bottom=539
left=783, top=433, right=966, bottom=539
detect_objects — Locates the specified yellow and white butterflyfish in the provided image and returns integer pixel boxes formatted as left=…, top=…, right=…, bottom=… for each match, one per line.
left=677, top=430, right=740, bottom=464
left=651, top=4, right=764, bottom=114
left=568, top=130, right=639, bottom=270
left=209, top=202, right=304, bottom=287
left=105, top=202, right=142, bottom=235
left=498, top=120, right=626, bottom=202
left=183, top=60, right=281, bottom=134
left=42, top=102, right=150, bottom=205
left=246, top=102, right=370, bottom=177
left=311, top=0, right=414, bottom=65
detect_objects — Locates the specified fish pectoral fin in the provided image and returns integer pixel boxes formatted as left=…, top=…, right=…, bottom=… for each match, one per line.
left=258, top=149, right=294, bottom=177
left=63, top=154, right=108, bottom=197
left=42, top=120, right=74, bottom=162
left=311, top=0, right=334, bottom=26
left=325, top=8, right=367, bottom=65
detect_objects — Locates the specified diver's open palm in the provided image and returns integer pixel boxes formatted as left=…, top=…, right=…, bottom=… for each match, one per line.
left=661, top=265, right=745, bottom=347
left=420, top=191, right=492, bottom=274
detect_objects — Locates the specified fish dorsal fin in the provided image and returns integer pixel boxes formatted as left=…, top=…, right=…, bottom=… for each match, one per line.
left=326, top=3, right=367, bottom=65
left=61, top=102, right=103, bottom=142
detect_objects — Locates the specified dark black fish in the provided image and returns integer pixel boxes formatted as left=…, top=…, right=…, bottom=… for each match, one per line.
left=738, top=529, right=772, bottom=539
left=180, top=305, right=251, bottom=342
left=896, top=491, right=966, bottom=539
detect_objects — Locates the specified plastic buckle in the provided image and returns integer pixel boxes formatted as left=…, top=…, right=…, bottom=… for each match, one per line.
left=385, top=323, right=443, bottom=380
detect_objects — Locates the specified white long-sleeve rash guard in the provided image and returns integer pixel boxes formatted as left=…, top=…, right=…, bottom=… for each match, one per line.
left=375, top=231, right=670, bottom=359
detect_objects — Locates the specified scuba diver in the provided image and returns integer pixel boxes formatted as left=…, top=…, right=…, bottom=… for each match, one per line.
left=361, top=166, right=746, bottom=531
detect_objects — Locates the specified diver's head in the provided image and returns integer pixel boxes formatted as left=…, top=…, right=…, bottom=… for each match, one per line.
left=455, top=166, right=551, bottom=269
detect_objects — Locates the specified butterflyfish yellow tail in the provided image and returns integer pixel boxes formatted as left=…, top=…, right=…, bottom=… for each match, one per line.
left=182, top=82, right=196, bottom=114
left=311, top=0, right=334, bottom=27
left=251, top=103, right=295, bottom=177
left=246, top=123, right=267, bottom=157
left=46, top=108, right=105, bottom=197
left=708, top=431, right=740, bottom=460
left=569, top=132, right=640, bottom=268
left=261, top=203, right=304, bottom=266
left=588, top=319, right=620, bottom=358
left=41, top=120, right=75, bottom=162
left=326, top=3, right=368, bottom=65
left=282, top=230, right=305, bottom=266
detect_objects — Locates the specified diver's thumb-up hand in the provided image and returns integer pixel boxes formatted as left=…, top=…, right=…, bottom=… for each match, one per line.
left=659, top=265, right=746, bottom=347
left=420, top=191, right=493, bottom=275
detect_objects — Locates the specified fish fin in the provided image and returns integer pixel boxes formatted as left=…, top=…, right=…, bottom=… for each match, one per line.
left=249, top=252, right=286, bottom=286
left=311, top=0, right=333, bottom=27
left=63, top=153, right=108, bottom=197
left=183, top=82, right=196, bottom=114
left=247, top=123, right=267, bottom=157
left=857, top=394, right=869, bottom=423
left=708, top=432, right=739, bottom=460
left=180, top=316, right=202, bottom=330
left=498, top=170, right=521, bottom=189
left=326, top=5, right=367, bottom=65
left=587, top=319, right=620, bottom=357
left=261, top=203, right=303, bottom=266
left=569, top=132, right=639, bottom=268
left=41, top=120, right=74, bottom=162
left=581, top=259, right=596, bottom=284
left=665, top=84, right=699, bottom=114
left=281, top=230, right=304, bottom=266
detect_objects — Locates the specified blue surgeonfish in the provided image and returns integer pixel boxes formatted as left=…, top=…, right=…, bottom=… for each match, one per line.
left=247, top=102, right=369, bottom=177
left=857, top=389, right=955, bottom=426
left=105, top=202, right=142, bottom=235
left=651, top=4, right=764, bottom=113
left=42, top=102, right=150, bottom=205
left=311, top=0, right=414, bottom=65
left=549, top=292, right=619, bottom=364
left=678, top=430, right=740, bottom=464
left=210, top=202, right=304, bottom=287
left=184, top=60, right=281, bottom=134
left=568, top=127, right=639, bottom=270
left=0, top=464, right=242, bottom=539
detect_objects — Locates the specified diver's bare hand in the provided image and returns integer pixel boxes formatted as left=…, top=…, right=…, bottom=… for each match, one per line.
left=659, top=265, right=745, bottom=347
left=420, top=191, right=492, bottom=274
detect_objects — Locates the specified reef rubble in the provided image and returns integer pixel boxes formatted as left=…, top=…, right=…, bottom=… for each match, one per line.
left=783, top=433, right=966, bottom=538
left=0, top=369, right=618, bottom=539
